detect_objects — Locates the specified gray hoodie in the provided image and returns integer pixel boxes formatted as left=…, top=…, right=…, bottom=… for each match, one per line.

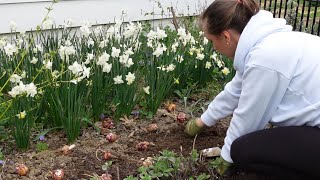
left=201, top=10, right=320, bottom=162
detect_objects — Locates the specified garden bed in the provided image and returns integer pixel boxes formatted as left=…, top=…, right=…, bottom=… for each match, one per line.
left=0, top=100, right=277, bottom=180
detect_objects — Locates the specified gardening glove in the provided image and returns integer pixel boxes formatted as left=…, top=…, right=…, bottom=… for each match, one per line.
left=211, top=157, right=234, bottom=177
left=184, top=118, right=202, bottom=136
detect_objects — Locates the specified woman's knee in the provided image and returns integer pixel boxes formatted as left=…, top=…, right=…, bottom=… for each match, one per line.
left=230, top=136, right=247, bottom=163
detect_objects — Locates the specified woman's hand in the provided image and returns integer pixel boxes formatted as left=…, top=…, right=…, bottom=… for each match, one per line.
left=184, top=118, right=204, bottom=136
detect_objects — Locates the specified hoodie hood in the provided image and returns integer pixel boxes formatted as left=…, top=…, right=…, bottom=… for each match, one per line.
left=234, top=10, right=292, bottom=74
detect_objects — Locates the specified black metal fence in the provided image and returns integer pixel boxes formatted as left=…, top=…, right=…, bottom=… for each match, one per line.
left=259, top=0, right=320, bottom=36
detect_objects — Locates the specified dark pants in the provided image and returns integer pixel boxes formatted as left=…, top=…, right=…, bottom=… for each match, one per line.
left=230, top=126, right=320, bottom=179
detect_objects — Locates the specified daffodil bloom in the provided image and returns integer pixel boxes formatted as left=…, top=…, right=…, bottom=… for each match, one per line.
left=143, top=86, right=150, bottom=94
left=176, top=55, right=184, bottom=63
left=174, top=78, right=180, bottom=84
left=80, top=25, right=91, bottom=37
left=21, top=71, right=26, bottom=78
left=4, top=43, right=17, bottom=56
left=196, top=53, right=205, bottom=60
left=166, top=64, right=176, bottom=72
left=8, top=81, right=25, bottom=98
left=68, top=61, right=82, bottom=75
left=87, top=38, right=94, bottom=47
left=222, top=67, right=230, bottom=75
left=52, top=70, right=59, bottom=79
left=125, top=72, right=135, bottom=85
left=25, top=83, right=37, bottom=97
left=113, top=75, right=124, bottom=84
left=217, top=60, right=223, bottom=68
left=33, top=44, right=43, bottom=53
left=97, top=52, right=110, bottom=66
left=16, top=111, right=26, bottom=119
left=211, top=52, right=218, bottom=60
left=125, top=58, right=134, bottom=68
left=10, top=74, right=22, bottom=83
left=102, top=63, right=112, bottom=73
left=30, top=57, right=38, bottom=64
left=111, top=47, right=121, bottom=58
left=205, top=61, right=212, bottom=69
left=0, top=38, right=6, bottom=49
left=82, top=65, right=91, bottom=78
left=203, top=37, right=209, bottom=45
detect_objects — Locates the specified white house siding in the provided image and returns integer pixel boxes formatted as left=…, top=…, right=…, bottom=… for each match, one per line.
left=0, top=0, right=213, bottom=34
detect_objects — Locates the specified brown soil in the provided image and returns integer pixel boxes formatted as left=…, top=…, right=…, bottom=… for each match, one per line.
left=0, top=102, right=278, bottom=180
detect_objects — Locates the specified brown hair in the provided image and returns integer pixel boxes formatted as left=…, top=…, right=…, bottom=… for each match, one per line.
left=200, top=0, right=260, bottom=35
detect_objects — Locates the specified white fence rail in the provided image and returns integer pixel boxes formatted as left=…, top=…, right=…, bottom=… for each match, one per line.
left=0, top=0, right=212, bottom=34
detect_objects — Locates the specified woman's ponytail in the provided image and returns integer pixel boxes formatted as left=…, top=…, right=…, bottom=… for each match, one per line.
left=200, top=0, right=260, bottom=35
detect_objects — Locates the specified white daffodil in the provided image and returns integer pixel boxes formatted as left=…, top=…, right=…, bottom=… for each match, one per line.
left=21, top=71, right=26, bottom=78
left=125, top=72, right=135, bottom=85
left=8, top=81, right=25, bottom=98
left=217, top=60, right=223, bottom=68
left=171, top=42, right=179, bottom=52
left=17, top=38, right=24, bottom=48
left=102, top=63, right=112, bottom=73
left=176, top=55, right=184, bottom=63
left=0, top=38, right=6, bottom=49
left=119, top=54, right=129, bottom=65
left=147, top=30, right=157, bottom=40
left=87, top=38, right=94, bottom=47
left=166, top=64, right=176, bottom=72
left=205, top=61, right=212, bottom=69
left=123, top=22, right=136, bottom=38
left=111, top=47, right=121, bottom=58
left=153, top=44, right=167, bottom=57
left=80, top=25, right=91, bottom=37
left=9, top=21, right=17, bottom=31
left=33, top=44, right=43, bottom=53
left=203, top=37, right=209, bottom=45
left=4, top=43, right=18, bottom=56
left=177, top=27, right=187, bottom=38
left=82, top=65, right=91, bottom=78
left=211, top=52, right=218, bottom=60
left=106, top=25, right=120, bottom=39
left=68, top=61, right=83, bottom=75
left=143, top=86, right=150, bottom=95
left=97, top=52, right=110, bottom=66
left=222, top=67, right=230, bottom=75
left=124, top=48, right=134, bottom=56
left=25, top=83, right=37, bottom=97
left=84, top=53, right=94, bottom=65
left=113, top=75, right=124, bottom=84
left=52, top=70, right=59, bottom=79
left=59, top=44, right=76, bottom=61
left=10, top=74, right=22, bottom=83
left=16, top=111, right=26, bottom=119
left=147, top=40, right=153, bottom=48
left=196, top=53, right=205, bottom=60
left=157, top=65, right=166, bottom=71
left=125, top=58, right=134, bottom=68
left=43, top=60, right=53, bottom=70
left=155, top=27, right=167, bottom=39
left=31, top=57, right=38, bottom=64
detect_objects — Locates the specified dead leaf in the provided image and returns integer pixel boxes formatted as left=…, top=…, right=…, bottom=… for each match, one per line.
left=120, top=115, right=136, bottom=127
